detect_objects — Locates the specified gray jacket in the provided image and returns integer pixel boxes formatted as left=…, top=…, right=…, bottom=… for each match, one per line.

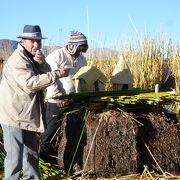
left=0, top=44, right=59, bottom=132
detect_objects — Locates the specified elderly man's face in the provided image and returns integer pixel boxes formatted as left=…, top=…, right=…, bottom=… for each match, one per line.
left=21, top=39, right=42, bottom=56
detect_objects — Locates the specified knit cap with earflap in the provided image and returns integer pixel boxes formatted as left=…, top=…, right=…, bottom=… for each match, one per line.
left=67, top=31, right=88, bottom=55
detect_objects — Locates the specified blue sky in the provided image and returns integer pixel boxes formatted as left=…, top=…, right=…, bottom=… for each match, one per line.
left=1, top=0, right=180, bottom=48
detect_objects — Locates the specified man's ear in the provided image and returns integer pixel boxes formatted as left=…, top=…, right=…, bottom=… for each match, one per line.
left=20, top=39, right=25, bottom=44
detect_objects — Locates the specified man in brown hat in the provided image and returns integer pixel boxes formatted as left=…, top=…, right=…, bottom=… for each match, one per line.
left=0, top=24, right=69, bottom=179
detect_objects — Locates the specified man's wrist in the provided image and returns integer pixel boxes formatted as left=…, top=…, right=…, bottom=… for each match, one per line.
left=54, top=70, right=61, bottom=78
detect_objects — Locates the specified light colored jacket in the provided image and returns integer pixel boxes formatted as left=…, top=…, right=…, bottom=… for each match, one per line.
left=45, top=47, right=87, bottom=102
left=0, top=44, right=59, bottom=132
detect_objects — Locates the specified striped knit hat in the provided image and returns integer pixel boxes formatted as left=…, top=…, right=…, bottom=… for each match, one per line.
left=67, top=31, right=88, bottom=55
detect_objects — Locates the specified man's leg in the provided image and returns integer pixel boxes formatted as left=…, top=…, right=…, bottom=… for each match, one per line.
left=22, top=130, right=40, bottom=179
left=41, top=103, right=63, bottom=153
left=1, top=125, right=23, bottom=180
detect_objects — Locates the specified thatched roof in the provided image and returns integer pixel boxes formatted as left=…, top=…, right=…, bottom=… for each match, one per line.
left=73, top=65, right=107, bottom=85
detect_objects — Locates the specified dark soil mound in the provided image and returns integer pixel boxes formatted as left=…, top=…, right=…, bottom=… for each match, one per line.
left=57, top=107, right=180, bottom=178
left=135, top=110, right=180, bottom=173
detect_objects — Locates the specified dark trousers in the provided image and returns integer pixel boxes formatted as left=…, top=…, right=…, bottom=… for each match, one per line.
left=40, top=102, right=66, bottom=154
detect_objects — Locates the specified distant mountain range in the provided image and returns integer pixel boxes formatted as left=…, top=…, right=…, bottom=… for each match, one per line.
left=0, top=39, right=18, bottom=60
left=0, top=39, right=18, bottom=52
left=85, top=48, right=119, bottom=60
left=0, top=39, right=119, bottom=60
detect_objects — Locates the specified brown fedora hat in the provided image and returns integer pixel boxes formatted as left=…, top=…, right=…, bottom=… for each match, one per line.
left=17, top=25, right=47, bottom=40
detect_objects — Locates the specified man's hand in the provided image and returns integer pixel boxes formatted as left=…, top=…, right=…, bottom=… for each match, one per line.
left=56, top=99, right=68, bottom=107
left=59, top=68, right=70, bottom=77
left=33, top=50, right=45, bottom=64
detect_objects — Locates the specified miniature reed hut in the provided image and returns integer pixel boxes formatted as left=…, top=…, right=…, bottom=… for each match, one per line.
left=73, top=65, right=107, bottom=92
left=112, top=56, right=134, bottom=90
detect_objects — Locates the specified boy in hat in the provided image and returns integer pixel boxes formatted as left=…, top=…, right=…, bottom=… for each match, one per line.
left=0, top=24, right=69, bottom=179
left=40, top=31, right=88, bottom=169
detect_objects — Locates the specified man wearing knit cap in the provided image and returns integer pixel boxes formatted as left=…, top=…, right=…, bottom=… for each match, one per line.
left=40, top=31, right=88, bottom=168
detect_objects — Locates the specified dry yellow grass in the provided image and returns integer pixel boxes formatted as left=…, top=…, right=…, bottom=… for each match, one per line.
left=87, top=35, right=180, bottom=93
left=0, top=35, right=180, bottom=93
